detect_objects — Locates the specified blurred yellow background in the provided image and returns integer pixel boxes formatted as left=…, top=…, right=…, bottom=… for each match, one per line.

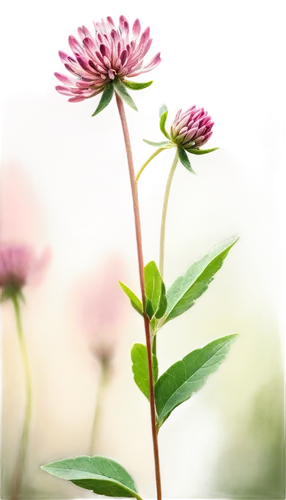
left=1, top=0, right=285, bottom=499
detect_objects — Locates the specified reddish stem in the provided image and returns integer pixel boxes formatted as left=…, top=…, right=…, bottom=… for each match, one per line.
left=116, top=93, right=162, bottom=500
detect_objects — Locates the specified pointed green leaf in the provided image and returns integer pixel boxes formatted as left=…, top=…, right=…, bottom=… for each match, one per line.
left=113, top=80, right=138, bottom=111
left=188, top=147, right=219, bottom=155
left=41, top=456, right=142, bottom=500
left=162, top=236, right=239, bottom=324
left=155, top=288, right=167, bottom=319
left=178, top=147, right=196, bottom=174
left=159, top=103, right=171, bottom=139
left=92, top=84, right=114, bottom=116
left=143, top=139, right=173, bottom=148
left=119, top=281, right=143, bottom=316
left=131, top=343, right=158, bottom=400
left=123, top=80, right=153, bottom=90
left=144, top=261, right=167, bottom=320
left=155, top=334, right=238, bottom=427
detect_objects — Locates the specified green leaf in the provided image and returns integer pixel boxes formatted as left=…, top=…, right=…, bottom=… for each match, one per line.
left=41, top=456, right=142, bottom=500
left=92, top=84, right=114, bottom=116
left=131, top=343, right=158, bottom=400
left=155, top=334, right=238, bottom=427
left=119, top=281, right=143, bottom=316
left=143, top=139, right=173, bottom=148
left=123, top=80, right=153, bottom=90
left=178, top=147, right=196, bottom=174
left=113, top=80, right=138, bottom=111
left=144, top=261, right=167, bottom=320
left=159, top=103, right=171, bottom=139
left=188, top=147, right=219, bottom=155
left=156, top=294, right=167, bottom=319
left=162, top=236, right=239, bottom=324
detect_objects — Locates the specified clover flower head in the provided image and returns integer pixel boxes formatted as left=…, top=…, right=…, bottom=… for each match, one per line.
left=170, top=106, right=214, bottom=151
left=0, top=243, right=50, bottom=299
left=55, top=15, right=161, bottom=110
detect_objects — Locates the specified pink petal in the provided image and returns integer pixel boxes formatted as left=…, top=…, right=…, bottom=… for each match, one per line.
left=120, top=49, right=127, bottom=65
left=132, top=19, right=141, bottom=38
left=56, top=86, right=73, bottom=96
left=182, top=127, right=197, bottom=142
left=107, top=16, right=115, bottom=26
left=127, top=52, right=161, bottom=77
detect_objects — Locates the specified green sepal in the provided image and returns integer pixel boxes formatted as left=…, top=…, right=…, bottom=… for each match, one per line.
left=178, top=147, right=196, bottom=174
left=119, top=281, right=143, bottom=316
left=187, top=147, right=219, bottom=155
left=113, top=79, right=138, bottom=111
left=123, top=80, right=153, bottom=90
left=159, top=103, right=171, bottom=139
left=143, top=139, right=173, bottom=148
left=91, top=84, right=114, bottom=116
left=1, top=285, right=25, bottom=303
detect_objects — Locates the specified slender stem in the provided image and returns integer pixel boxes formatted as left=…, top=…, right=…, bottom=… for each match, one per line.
left=115, top=93, right=162, bottom=500
left=159, top=149, right=179, bottom=279
left=136, top=148, right=166, bottom=182
left=89, top=356, right=109, bottom=456
left=10, top=294, right=33, bottom=500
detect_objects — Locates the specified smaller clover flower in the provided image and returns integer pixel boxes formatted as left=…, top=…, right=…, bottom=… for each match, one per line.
left=170, top=106, right=214, bottom=151
left=55, top=15, right=161, bottom=115
left=138, top=103, right=218, bottom=178
left=0, top=243, right=50, bottom=301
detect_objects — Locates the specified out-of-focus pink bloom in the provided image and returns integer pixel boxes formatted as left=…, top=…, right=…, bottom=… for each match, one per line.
left=170, top=106, right=214, bottom=151
left=55, top=15, right=161, bottom=102
left=78, top=257, right=127, bottom=362
left=0, top=243, right=50, bottom=296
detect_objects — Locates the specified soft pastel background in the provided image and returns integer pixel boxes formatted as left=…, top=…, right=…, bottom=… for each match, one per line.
left=0, top=0, right=285, bottom=499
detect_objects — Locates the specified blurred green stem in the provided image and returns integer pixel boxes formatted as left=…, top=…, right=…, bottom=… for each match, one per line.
left=89, top=356, right=110, bottom=456
left=10, top=295, right=32, bottom=500
left=159, top=149, right=179, bottom=279
left=152, top=152, right=179, bottom=362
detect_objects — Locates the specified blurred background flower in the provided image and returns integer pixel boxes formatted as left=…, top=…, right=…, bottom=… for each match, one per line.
left=78, top=255, right=127, bottom=362
left=0, top=243, right=50, bottom=300
left=74, top=255, right=127, bottom=455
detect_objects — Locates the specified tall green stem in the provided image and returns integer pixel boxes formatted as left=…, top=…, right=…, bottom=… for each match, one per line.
left=159, top=149, right=179, bottom=279
left=10, top=295, right=32, bottom=500
left=115, top=93, right=162, bottom=500
left=89, top=357, right=109, bottom=456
